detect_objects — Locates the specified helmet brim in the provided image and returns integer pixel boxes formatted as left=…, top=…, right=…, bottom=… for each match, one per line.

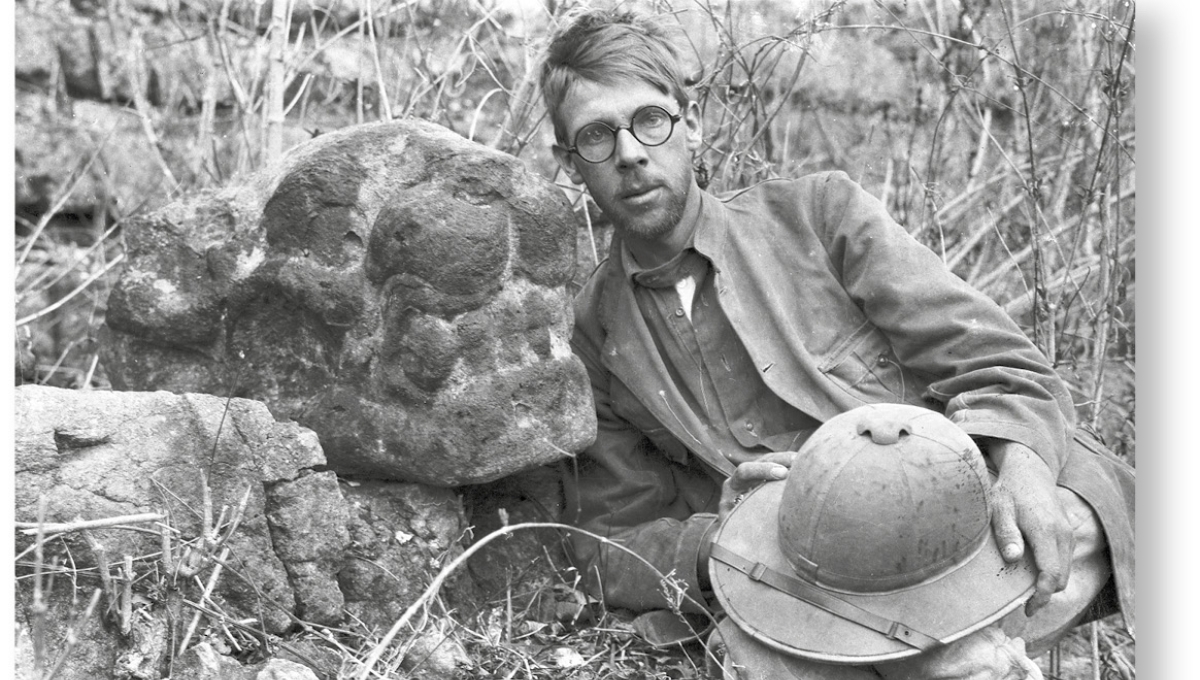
left=710, top=481, right=1037, bottom=664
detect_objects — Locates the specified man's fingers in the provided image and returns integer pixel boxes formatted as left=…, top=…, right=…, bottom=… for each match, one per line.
left=756, top=450, right=798, bottom=468
left=718, top=461, right=790, bottom=521
left=1024, top=520, right=1060, bottom=614
left=989, top=480, right=1074, bottom=617
left=1024, top=516, right=1074, bottom=616
left=720, top=462, right=787, bottom=510
left=726, top=452, right=795, bottom=497
left=1027, top=567, right=1060, bottom=616
left=989, top=486, right=1025, bottom=562
left=728, top=461, right=789, bottom=493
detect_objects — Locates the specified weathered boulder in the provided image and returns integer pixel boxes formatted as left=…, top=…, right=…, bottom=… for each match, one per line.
left=15, top=385, right=338, bottom=635
left=338, top=480, right=478, bottom=633
left=14, top=385, right=484, bottom=679
left=101, top=119, right=596, bottom=485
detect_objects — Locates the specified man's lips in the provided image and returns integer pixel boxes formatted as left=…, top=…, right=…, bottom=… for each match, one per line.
left=621, top=184, right=663, bottom=202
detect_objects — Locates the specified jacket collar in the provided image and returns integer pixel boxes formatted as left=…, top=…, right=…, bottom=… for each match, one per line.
left=693, top=190, right=731, bottom=266
left=614, top=190, right=729, bottom=285
left=601, top=189, right=728, bottom=327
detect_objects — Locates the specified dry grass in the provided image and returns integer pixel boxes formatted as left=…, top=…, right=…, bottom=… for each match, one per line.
left=15, top=0, right=1135, bottom=678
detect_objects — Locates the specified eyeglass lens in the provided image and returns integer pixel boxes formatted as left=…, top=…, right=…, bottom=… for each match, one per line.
left=573, top=106, right=677, bottom=163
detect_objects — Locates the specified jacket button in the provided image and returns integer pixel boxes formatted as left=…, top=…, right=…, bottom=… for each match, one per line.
left=744, top=420, right=755, bottom=432
left=674, top=308, right=685, bottom=317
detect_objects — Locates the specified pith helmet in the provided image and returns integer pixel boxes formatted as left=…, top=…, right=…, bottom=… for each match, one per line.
left=709, top=403, right=1036, bottom=664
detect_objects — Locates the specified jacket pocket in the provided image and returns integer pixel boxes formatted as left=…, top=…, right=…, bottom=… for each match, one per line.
left=818, top=320, right=915, bottom=403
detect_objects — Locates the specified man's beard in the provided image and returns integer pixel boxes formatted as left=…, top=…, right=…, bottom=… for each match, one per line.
left=606, top=170, right=693, bottom=241
left=611, top=193, right=686, bottom=240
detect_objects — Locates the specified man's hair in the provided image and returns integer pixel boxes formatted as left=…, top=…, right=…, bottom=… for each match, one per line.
left=539, top=7, right=692, bottom=143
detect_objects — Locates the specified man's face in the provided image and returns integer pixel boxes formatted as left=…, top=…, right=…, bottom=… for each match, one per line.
left=552, top=78, right=703, bottom=241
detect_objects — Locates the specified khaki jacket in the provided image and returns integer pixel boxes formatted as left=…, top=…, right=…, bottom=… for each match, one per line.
left=564, top=171, right=1134, bottom=634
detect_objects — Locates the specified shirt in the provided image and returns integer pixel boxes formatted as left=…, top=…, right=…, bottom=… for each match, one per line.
left=624, top=243, right=819, bottom=461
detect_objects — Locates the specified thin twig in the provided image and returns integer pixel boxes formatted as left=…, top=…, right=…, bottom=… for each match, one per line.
left=581, top=197, right=598, bottom=268
left=365, top=0, right=394, bottom=121
left=121, top=555, right=135, bottom=636
left=1082, top=5, right=1136, bottom=203
left=468, top=87, right=505, bottom=143
left=17, top=512, right=166, bottom=536
left=219, top=486, right=253, bottom=550
left=31, top=499, right=48, bottom=672
left=1088, top=185, right=1115, bottom=431
left=178, top=545, right=232, bottom=654
left=80, top=353, right=101, bottom=391
left=79, top=530, right=117, bottom=621
left=265, top=0, right=291, bottom=162
left=160, top=519, right=175, bottom=578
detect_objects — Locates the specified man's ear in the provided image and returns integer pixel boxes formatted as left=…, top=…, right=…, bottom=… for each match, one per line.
left=552, top=144, right=585, bottom=185
left=683, top=100, right=704, bottom=153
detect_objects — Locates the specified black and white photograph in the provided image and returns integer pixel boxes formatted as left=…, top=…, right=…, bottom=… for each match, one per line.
left=12, top=1, right=1146, bottom=678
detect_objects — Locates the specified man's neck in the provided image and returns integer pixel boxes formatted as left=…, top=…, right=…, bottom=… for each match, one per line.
left=622, top=185, right=703, bottom=269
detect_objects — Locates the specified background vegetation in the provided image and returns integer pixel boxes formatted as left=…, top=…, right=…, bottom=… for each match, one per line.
left=15, top=0, right=1135, bottom=678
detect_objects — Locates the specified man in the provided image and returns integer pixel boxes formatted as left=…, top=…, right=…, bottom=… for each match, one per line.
left=537, top=7, right=1134, bottom=679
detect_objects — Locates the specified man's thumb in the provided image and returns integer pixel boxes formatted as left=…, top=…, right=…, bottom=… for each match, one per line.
left=990, top=489, right=1024, bottom=562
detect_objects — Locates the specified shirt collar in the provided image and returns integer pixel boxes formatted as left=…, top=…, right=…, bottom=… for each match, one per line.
left=618, top=189, right=728, bottom=283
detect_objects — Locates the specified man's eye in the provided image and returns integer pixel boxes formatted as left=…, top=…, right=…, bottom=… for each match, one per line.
left=578, top=125, right=610, bottom=146
left=637, top=109, right=667, bottom=127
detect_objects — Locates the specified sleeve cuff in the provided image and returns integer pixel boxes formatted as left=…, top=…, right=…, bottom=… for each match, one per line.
left=676, top=513, right=719, bottom=613
left=950, top=416, right=1065, bottom=477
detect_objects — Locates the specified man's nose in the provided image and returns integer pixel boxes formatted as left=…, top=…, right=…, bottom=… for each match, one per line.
left=613, top=129, right=649, bottom=169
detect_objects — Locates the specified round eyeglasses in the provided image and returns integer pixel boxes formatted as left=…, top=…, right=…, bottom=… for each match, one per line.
left=565, top=105, right=683, bottom=164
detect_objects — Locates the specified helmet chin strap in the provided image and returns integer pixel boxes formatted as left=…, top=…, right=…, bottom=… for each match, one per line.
left=708, top=543, right=942, bottom=652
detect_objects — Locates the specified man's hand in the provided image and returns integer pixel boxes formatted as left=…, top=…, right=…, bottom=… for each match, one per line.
left=986, top=440, right=1074, bottom=615
left=699, top=450, right=796, bottom=589
left=717, top=451, right=795, bottom=522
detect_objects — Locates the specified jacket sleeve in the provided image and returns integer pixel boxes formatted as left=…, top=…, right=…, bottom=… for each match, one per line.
left=814, top=171, right=1076, bottom=475
left=562, top=296, right=720, bottom=614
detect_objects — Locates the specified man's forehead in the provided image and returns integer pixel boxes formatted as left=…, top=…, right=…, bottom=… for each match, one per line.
left=559, top=78, right=674, bottom=126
